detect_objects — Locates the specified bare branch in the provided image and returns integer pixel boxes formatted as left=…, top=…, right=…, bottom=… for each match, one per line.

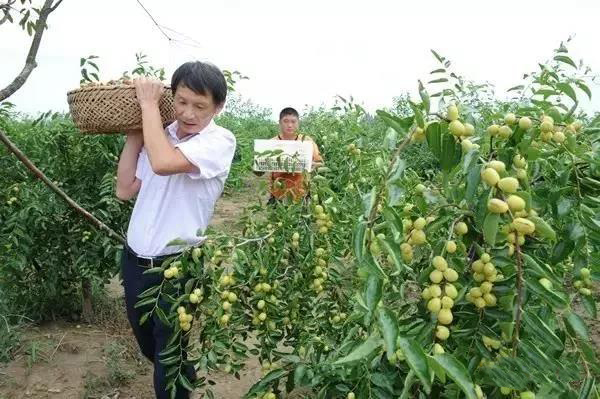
left=49, top=0, right=62, bottom=12
left=0, top=128, right=126, bottom=245
left=0, top=0, right=62, bottom=101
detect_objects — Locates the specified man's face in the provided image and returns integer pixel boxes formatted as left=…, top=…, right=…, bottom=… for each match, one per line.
left=174, top=85, right=223, bottom=135
left=279, top=114, right=299, bottom=135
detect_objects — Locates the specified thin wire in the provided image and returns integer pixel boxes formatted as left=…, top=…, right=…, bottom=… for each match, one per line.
left=135, top=0, right=172, bottom=42
left=159, top=25, right=203, bottom=48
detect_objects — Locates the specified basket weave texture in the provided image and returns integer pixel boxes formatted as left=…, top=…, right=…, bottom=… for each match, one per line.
left=67, top=84, right=175, bottom=133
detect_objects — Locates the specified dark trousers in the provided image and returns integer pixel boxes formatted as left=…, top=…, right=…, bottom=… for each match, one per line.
left=120, top=247, right=195, bottom=399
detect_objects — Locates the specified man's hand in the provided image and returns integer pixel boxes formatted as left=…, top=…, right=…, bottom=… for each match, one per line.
left=133, top=78, right=164, bottom=108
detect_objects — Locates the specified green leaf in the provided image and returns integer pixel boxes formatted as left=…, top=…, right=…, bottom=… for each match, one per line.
left=244, top=369, right=288, bottom=398
left=525, top=279, right=568, bottom=309
left=387, top=158, right=406, bottom=184
left=166, top=238, right=187, bottom=247
left=379, top=237, right=412, bottom=273
left=155, top=307, right=171, bottom=327
left=575, top=80, right=592, bottom=100
left=554, top=55, right=577, bottom=68
left=427, top=356, right=446, bottom=383
left=409, top=100, right=425, bottom=128
left=418, top=80, right=430, bottom=113
left=134, top=296, right=156, bottom=309
left=139, top=311, right=151, bottom=326
left=483, top=213, right=500, bottom=245
left=138, top=284, right=161, bottom=298
left=508, top=85, right=524, bottom=92
left=440, top=133, right=461, bottom=172
left=362, top=187, right=376, bottom=218
left=581, top=295, right=597, bottom=319
left=523, top=312, right=564, bottom=350
left=556, top=82, right=577, bottom=103
left=551, top=240, right=575, bottom=265
left=528, top=215, right=556, bottom=241
left=143, top=266, right=165, bottom=275
left=564, top=311, right=589, bottom=341
left=465, top=162, right=481, bottom=204
left=426, top=122, right=442, bottom=159
left=431, top=49, right=445, bottom=63
left=370, top=372, right=395, bottom=394
left=396, top=337, right=432, bottom=394
left=363, top=254, right=387, bottom=279
left=557, top=197, right=573, bottom=217
left=429, top=78, right=448, bottom=84
left=399, top=370, right=416, bottom=399
left=578, top=377, right=595, bottom=399
left=383, top=208, right=403, bottom=243
left=179, top=374, right=194, bottom=392
left=376, top=110, right=408, bottom=135
left=293, top=365, right=306, bottom=386
left=431, top=354, right=477, bottom=399
left=365, top=274, right=383, bottom=312
left=353, top=221, right=367, bottom=262
left=332, top=332, right=381, bottom=365
left=377, top=307, right=399, bottom=360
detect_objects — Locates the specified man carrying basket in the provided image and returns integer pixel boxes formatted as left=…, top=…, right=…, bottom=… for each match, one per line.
left=115, top=61, right=236, bottom=399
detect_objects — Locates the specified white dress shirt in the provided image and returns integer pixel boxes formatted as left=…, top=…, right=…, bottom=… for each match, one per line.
left=126, top=120, right=236, bottom=257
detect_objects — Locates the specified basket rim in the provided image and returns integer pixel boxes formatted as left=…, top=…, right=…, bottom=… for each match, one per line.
left=67, top=83, right=172, bottom=96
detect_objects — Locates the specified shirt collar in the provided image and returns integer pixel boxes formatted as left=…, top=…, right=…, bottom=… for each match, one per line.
left=166, top=119, right=216, bottom=141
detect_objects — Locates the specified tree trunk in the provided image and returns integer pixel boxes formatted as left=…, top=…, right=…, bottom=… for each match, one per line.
left=81, top=278, right=94, bottom=323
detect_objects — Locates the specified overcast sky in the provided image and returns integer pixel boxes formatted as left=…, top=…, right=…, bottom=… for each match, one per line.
left=2, top=0, right=600, bottom=119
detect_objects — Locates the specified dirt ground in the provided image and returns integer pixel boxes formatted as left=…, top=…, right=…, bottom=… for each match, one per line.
left=0, top=178, right=267, bottom=399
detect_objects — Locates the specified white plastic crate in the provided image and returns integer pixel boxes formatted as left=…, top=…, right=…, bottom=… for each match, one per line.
left=253, top=139, right=314, bottom=173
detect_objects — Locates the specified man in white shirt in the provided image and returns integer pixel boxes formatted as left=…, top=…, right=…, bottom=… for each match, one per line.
left=115, top=61, right=236, bottom=399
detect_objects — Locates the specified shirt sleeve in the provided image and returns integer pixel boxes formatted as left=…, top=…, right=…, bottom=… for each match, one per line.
left=135, top=148, right=148, bottom=180
left=175, top=129, right=236, bottom=180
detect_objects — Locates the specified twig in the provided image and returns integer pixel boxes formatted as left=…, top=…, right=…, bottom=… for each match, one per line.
left=0, top=128, right=126, bottom=245
left=424, top=203, right=465, bottom=219
left=234, top=231, right=275, bottom=248
left=49, top=332, right=66, bottom=361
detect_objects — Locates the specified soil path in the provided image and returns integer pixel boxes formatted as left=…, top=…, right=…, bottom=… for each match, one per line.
left=1, top=177, right=268, bottom=399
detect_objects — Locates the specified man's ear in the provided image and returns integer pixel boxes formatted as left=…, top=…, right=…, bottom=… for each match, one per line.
left=215, top=103, right=225, bottom=115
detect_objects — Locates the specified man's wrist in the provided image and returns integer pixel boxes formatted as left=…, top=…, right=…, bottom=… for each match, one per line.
left=139, top=101, right=160, bottom=112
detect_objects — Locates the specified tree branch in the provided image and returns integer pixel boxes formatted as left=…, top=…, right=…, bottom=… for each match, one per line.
left=49, top=0, right=63, bottom=12
left=0, top=0, right=60, bottom=101
left=0, top=128, right=126, bottom=245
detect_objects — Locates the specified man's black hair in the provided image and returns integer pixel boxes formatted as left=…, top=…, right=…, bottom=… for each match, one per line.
left=279, top=107, right=299, bottom=120
left=171, top=61, right=227, bottom=105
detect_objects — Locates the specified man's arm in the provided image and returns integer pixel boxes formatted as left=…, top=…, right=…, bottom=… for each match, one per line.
left=134, top=78, right=198, bottom=176
left=115, top=131, right=143, bottom=201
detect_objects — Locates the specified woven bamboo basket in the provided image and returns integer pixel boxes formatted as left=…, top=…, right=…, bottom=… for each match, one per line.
left=67, top=84, right=175, bottom=134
